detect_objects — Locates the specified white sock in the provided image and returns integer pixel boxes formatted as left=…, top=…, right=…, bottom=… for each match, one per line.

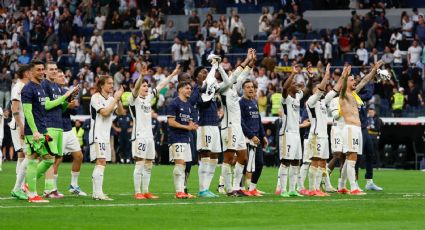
left=53, top=174, right=58, bottom=191
left=71, top=171, right=80, bottom=187
left=289, top=165, right=299, bottom=192
left=0, top=151, right=2, bottom=169
left=249, top=182, right=256, bottom=191
left=279, top=164, right=288, bottom=193
left=219, top=175, right=224, bottom=186
left=245, top=178, right=251, bottom=190
left=13, top=158, right=28, bottom=191
left=204, top=158, right=218, bottom=191
left=173, top=164, right=185, bottom=193
left=142, top=162, right=152, bottom=194
left=222, top=163, right=232, bottom=193
left=366, top=179, right=373, bottom=184
left=232, top=162, right=244, bottom=191
left=92, top=165, right=105, bottom=196
left=133, top=162, right=143, bottom=194
left=16, top=158, right=24, bottom=174
left=339, top=161, right=348, bottom=189
left=323, top=168, right=333, bottom=190
left=198, top=158, right=209, bottom=192
left=309, top=166, right=317, bottom=191
left=346, top=160, right=358, bottom=191
left=315, top=167, right=324, bottom=190
left=298, top=163, right=309, bottom=190
left=276, top=165, right=282, bottom=190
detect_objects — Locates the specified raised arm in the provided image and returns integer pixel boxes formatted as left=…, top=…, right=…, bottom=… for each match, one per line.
left=282, top=65, right=299, bottom=98
left=156, top=64, right=181, bottom=92
left=355, top=60, right=384, bottom=93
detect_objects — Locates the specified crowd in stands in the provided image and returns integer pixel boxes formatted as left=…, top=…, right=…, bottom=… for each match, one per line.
left=0, top=1, right=425, bottom=162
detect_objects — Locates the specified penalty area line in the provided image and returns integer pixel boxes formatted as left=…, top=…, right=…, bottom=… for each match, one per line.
left=0, top=197, right=424, bottom=209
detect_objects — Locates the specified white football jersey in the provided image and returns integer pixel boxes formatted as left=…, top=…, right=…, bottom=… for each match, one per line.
left=220, top=66, right=250, bottom=129
left=9, top=80, right=26, bottom=127
left=283, top=91, right=303, bottom=134
left=89, top=93, right=116, bottom=143
left=128, top=88, right=157, bottom=139
left=307, top=90, right=338, bottom=138
left=329, top=96, right=345, bottom=127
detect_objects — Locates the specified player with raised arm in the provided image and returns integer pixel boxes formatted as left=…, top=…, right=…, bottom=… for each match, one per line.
left=90, top=76, right=125, bottom=200
left=339, top=61, right=383, bottom=195
left=240, top=79, right=268, bottom=196
left=10, top=65, right=31, bottom=200
left=167, top=81, right=198, bottom=199
left=278, top=64, right=308, bottom=198
left=52, top=69, right=87, bottom=196
left=305, top=64, right=345, bottom=196
left=216, top=49, right=254, bottom=196
left=42, top=61, right=79, bottom=198
left=195, top=55, right=224, bottom=198
left=129, top=64, right=180, bottom=200
left=22, top=60, right=77, bottom=203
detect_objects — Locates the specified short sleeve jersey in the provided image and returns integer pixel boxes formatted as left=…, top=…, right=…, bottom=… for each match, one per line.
left=167, top=97, right=192, bottom=144
left=10, top=80, right=26, bottom=123
left=21, top=81, right=47, bottom=135
left=41, top=79, right=64, bottom=129
left=128, top=88, right=157, bottom=140
left=89, top=93, right=116, bottom=143
left=283, top=91, right=303, bottom=134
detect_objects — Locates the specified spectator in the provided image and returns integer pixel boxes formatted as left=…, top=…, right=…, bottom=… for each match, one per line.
left=258, top=90, right=268, bottom=117
left=258, top=15, right=271, bottom=35
left=381, top=46, right=394, bottom=65
left=391, top=87, right=406, bottom=117
left=150, top=21, right=163, bottom=41
left=230, top=27, right=245, bottom=49
left=184, top=0, right=195, bottom=16
left=94, top=11, right=107, bottom=31
left=406, top=80, right=425, bottom=110
left=356, top=41, right=369, bottom=66
left=202, top=41, right=214, bottom=66
left=304, top=43, right=319, bottom=66
left=261, top=53, right=277, bottom=72
left=402, top=13, right=414, bottom=38
left=367, top=22, right=378, bottom=50
left=411, top=8, right=421, bottom=24
left=293, top=43, right=306, bottom=59
left=171, top=37, right=182, bottom=65
left=220, top=57, right=232, bottom=71
left=188, top=10, right=200, bottom=35
left=295, top=14, right=309, bottom=35
left=228, top=12, right=246, bottom=38
left=269, top=85, right=282, bottom=116
left=323, top=37, right=333, bottom=63
left=17, top=49, right=30, bottom=64
left=415, top=14, right=425, bottom=43
left=89, top=30, right=105, bottom=55
left=280, top=36, right=291, bottom=59
left=219, top=30, right=230, bottom=53
left=180, top=40, right=193, bottom=72
left=263, top=38, right=276, bottom=58
left=77, top=64, right=94, bottom=87
left=407, top=40, right=422, bottom=66
left=164, top=20, right=177, bottom=40
left=256, top=67, right=270, bottom=95
left=213, top=42, right=225, bottom=60
left=389, top=29, right=403, bottom=47
left=369, top=48, right=379, bottom=64
left=209, top=20, right=220, bottom=40
left=0, top=67, right=12, bottom=108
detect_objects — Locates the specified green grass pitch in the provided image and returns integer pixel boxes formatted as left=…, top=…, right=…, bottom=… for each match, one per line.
left=0, top=162, right=424, bottom=229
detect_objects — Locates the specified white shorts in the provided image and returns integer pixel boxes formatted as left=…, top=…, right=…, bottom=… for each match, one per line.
left=279, top=132, right=302, bottom=160
left=309, top=135, right=329, bottom=160
left=302, top=139, right=311, bottom=163
left=132, top=138, right=155, bottom=160
left=331, top=126, right=343, bottom=153
left=62, top=130, right=81, bottom=155
left=342, top=125, right=362, bottom=155
left=169, top=143, right=192, bottom=162
left=197, top=126, right=221, bottom=153
left=90, top=142, right=112, bottom=162
left=10, top=126, right=24, bottom=152
left=221, top=125, right=246, bottom=151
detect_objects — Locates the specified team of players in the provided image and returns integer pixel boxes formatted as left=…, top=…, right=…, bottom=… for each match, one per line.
left=5, top=49, right=382, bottom=202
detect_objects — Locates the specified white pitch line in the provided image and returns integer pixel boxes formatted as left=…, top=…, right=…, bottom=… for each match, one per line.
left=0, top=197, right=424, bottom=209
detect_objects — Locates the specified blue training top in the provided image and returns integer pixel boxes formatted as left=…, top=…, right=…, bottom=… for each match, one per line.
left=167, top=97, right=192, bottom=144
left=239, top=97, right=265, bottom=139
left=41, top=79, right=64, bottom=129
left=21, top=81, right=47, bottom=135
